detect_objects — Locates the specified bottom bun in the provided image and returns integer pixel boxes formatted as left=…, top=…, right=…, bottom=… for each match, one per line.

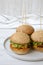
left=33, top=45, right=43, bottom=52
left=10, top=44, right=30, bottom=55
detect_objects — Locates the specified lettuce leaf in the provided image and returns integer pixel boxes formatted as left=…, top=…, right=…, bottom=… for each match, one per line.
left=10, top=40, right=30, bottom=48
left=33, top=42, right=43, bottom=46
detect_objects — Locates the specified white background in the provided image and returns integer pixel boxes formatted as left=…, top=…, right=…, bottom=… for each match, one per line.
left=0, top=0, right=43, bottom=17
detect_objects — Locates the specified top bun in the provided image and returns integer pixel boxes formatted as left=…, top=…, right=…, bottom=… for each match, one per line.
left=10, top=32, right=30, bottom=44
left=31, top=30, right=43, bottom=42
left=16, top=25, right=34, bottom=35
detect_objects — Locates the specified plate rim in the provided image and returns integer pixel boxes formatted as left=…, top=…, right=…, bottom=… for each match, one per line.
left=4, top=37, right=43, bottom=62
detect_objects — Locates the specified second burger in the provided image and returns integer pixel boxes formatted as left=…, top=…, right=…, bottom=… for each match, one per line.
left=16, top=25, right=34, bottom=35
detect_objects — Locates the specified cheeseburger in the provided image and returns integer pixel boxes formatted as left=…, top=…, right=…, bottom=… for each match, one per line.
left=16, top=25, right=34, bottom=35
left=31, top=30, right=43, bottom=51
left=10, top=32, right=31, bottom=54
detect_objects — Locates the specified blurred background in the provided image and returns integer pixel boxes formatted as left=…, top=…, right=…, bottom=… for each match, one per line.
left=0, top=0, right=43, bottom=29
left=0, top=0, right=43, bottom=17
